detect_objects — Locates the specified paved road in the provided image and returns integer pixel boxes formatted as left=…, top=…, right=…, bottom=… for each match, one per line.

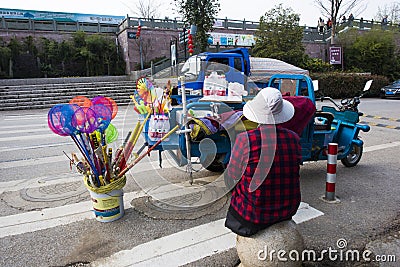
left=0, top=98, right=399, bottom=267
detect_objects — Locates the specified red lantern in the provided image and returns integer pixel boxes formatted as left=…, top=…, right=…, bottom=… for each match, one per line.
left=136, top=25, right=141, bottom=37
left=188, top=34, right=194, bottom=55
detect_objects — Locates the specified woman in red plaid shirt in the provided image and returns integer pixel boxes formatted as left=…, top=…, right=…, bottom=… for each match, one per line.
left=224, top=88, right=302, bottom=237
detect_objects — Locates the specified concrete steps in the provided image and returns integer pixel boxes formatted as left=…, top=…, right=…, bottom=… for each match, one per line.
left=0, top=77, right=136, bottom=111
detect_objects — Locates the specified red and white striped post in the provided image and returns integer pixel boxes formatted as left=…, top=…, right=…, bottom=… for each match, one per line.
left=324, top=143, right=340, bottom=202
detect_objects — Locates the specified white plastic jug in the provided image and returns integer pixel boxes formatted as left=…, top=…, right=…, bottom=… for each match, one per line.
left=148, top=114, right=170, bottom=141
left=203, top=71, right=227, bottom=96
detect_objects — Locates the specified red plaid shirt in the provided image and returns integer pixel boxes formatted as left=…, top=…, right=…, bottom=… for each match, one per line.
left=226, top=125, right=301, bottom=225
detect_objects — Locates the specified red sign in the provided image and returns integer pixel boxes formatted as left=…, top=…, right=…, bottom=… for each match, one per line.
left=329, top=47, right=342, bottom=65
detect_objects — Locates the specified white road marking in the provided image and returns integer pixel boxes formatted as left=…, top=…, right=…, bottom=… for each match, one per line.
left=0, top=133, right=61, bottom=142
left=0, top=155, right=67, bottom=169
left=0, top=123, right=48, bottom=130
left=0, top=128, right=56, bottom=135
left=3, top=115, right=46, bottom=120
left=364, top=141, right=400, bottom=152
left=0, top=191, right=144, bottom=238
left=0, top=188, right=322, bottom=263
left=0, top=157, right=173, bottom=175
left=91, top=218, right=235, bottom=267
left=0, top=159, right=176, bottom=192
left=0, top=142, right=73, bottom=152
left=293, top=202, right=324, bottom=224
left=90, top=202, right=323, bottom=267
left=4, top=117, right=46, bottom=121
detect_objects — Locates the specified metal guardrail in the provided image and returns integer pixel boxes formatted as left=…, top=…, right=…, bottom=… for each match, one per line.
left=150, top=56, right=187, bottom=79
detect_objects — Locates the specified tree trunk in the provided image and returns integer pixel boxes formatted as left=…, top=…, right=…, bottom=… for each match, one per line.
left=9, top=59, right=13, bottom=78
left=331, top=25, right=336, bottom=45
left=86, top=59, right=90, bottom=76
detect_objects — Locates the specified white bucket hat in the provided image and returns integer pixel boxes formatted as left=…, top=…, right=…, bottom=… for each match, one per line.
left=243, top=87, right=295, bottom=124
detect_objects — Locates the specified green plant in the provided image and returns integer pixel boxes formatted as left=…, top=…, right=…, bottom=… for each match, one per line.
left=174, top=0, right=220, bottom=53
left=304, top=58, right=334, bottom=73
left=339, top=29, right=400, bottom=79
left=311, top=72, right=389, bottom=98
left=253, top=4, right=306, bottom=68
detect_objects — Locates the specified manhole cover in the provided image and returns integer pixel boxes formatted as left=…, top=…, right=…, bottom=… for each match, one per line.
left=2, top=181, right=89, bottom=212
left=131, top=187, right=229, bottom=220
left=21, top=182, right=87, bottom=202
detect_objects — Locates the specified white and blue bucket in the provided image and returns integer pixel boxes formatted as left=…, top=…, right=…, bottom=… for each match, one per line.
left=88, top=189, right=124, bottom=222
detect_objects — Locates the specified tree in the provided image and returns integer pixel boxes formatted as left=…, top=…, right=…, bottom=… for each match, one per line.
left=376, top=2, right=400, bottom=24
left=137, top=0, right=160, bottom=19
left=86, top=34, right=108, bottom=75
left=58, top=40, right=75, bottom=74
left=174, top=0, right=220, bottom=52
left=0, top=46, right=11, bottom=78
left=253, top=4, right=306, bottom=67
left=314, top=0, right=367, bottom=44
left=72, top=31, right=87, bottom=48
left=340, top=29, right=399, bottom=78
left=7, top=37, right=22, bottom=78
left=38, top=38, right=61, bottom=77
left=124, top=0, right=161, bottom=19
left=22, top=36, right=38, bottom=56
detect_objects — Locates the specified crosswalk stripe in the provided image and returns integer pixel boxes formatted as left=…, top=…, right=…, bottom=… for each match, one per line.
left=0, top=133, right=61, bottom=142
left=363, top=141, right=400, bottom=152
left=0, top=142, right=73, bottom=152
left=0, top=192, right=322, bottom=259
left=0, top=161, right=174, bottom=191
left=0, top=191, right=144, bottom=238
left=91, top=202, right=322, bottom=267
left=0, top=155, right=67, bottom=169
left=0, top=128, right=61, bottom=135
left=91, top=218, right=235, bottom=267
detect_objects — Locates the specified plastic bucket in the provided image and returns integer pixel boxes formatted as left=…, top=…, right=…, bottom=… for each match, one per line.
left=88, top=189, right=124, bottom=222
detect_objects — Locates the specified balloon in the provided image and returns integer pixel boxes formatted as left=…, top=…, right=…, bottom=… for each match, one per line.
left=91, top=96, right=118, bottom=119
left=91, top=104, right=112, bottom=132
left=48, top=104, right=80, bottom=136
left=106, top=97, right=118, bottom=119
left=69, top=96, right=92, bottom=108
left=71, top=106, right=98, bottom=134
left=105, top=123, right=118, bottom=144
left=48, top=104, right=69, bottom=136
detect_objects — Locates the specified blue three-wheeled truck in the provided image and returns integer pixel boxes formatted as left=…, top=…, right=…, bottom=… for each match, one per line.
left=140, top=48, right=371, bottom=182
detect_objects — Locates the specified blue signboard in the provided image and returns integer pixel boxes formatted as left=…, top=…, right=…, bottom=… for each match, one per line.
left=0, top=8, right=125, bottom=24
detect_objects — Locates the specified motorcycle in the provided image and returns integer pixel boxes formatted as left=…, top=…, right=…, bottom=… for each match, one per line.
left=313, top=79, right=372, bottom=166
left=317, top=79, right=372, bottom=115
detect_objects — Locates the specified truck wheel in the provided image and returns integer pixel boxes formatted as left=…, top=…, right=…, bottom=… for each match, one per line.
left=341, top=143, right=363, bottom=167
left=201, top=153, right=226, bottom=172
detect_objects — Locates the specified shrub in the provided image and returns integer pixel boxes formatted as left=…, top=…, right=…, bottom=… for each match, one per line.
left=304, top=58, right=334, bottom=73
left=311, top=72, right=389, bottom=98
